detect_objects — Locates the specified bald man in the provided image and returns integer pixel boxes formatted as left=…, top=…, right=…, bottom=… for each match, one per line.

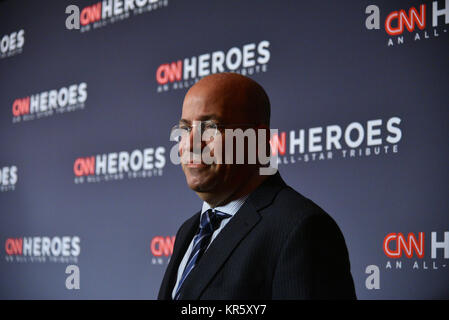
left=158, top=73, right=356, bottom=300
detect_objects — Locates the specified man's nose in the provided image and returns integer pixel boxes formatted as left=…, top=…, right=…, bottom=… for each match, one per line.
left=179, top=124, right=204, bottom=155
left=188, top=125, right=205, bottom=153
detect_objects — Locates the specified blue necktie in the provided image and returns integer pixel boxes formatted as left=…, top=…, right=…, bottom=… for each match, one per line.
left=174, top=209, right=230, bottom=300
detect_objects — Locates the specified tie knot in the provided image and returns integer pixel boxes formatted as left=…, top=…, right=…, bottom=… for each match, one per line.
left=200, top=209, right=231, bottom=231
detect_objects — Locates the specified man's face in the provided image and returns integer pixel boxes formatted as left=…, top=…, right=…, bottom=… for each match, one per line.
left=178, top=85, right=249, bottom=198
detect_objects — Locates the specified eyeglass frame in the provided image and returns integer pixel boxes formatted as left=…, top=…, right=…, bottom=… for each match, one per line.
left=170, top=120, right=259, bottom=141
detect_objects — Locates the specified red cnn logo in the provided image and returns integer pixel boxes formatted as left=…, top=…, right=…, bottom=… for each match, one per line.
left=73, top=157, right=95, bottom=176
left=383, top=232, right=425, bottom=258
left=5, top=238, right=23, bottom=255
left=12, top=97, right=30, bottom=116
left=156, top=61, right=182, bottom=85
left=385, top=4, right=426, bottom=35
left=269, top=132, right=286, bottom=156
left=151, top=236, right=175, bottom=257
left=80, top=2, right=102, bottom=26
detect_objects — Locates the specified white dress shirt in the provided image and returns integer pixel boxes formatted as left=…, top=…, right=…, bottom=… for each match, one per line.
left=171, top=195, right=249, bottom=299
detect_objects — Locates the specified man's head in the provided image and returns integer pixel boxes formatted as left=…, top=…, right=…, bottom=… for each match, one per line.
left=177, top=72, right=271, bottom=206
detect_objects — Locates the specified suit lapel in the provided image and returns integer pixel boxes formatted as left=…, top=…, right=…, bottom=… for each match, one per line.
left=178, top=172, right=287, bottom=299
left=158, top=211, right=200, bottom=300
left=178, top=201, right=260, bottom=299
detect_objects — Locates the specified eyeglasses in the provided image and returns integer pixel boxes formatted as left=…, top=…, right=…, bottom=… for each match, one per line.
left=170, top=120, right=256, bottom=142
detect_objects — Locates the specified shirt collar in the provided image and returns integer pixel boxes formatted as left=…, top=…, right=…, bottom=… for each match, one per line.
left=201, top=194, right=249, bottom=217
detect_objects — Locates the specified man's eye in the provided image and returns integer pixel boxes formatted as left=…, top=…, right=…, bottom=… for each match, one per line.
left=203, top=123, right=216, bottom=131
left=179, top=125, right=190, bottom=131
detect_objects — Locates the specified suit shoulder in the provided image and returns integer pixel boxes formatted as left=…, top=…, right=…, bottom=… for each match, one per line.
left=261, top=184, right=338, bottom=231
left=273, top=185, right=326, bottom=217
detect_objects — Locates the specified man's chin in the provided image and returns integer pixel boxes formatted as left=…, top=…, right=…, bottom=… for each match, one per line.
left=184, top=171, right=215, bottom=193
left=186, top=180, right=212, bottom=193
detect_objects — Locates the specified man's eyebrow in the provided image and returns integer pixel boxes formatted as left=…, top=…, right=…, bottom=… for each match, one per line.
left=179, top=115, right=220, bottom=123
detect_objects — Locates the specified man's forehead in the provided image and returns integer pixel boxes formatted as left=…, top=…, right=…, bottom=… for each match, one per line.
left=182, top=94, right=224, bottom=114
left=180, top=73, right=262, bottom=123
left=181, top=89, right=229, bottom=118
left=181, top=97, right=247, bottom=124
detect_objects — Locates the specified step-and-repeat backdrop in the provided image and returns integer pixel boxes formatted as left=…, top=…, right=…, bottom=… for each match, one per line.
left=1, top=0, right=448, bottom=299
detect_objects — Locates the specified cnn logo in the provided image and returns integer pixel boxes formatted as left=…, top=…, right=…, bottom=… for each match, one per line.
left=150, top=236, right=175, bottom=257
left=73, top=157, right=95, bottom=176
left=383, top=232, right=449, bottom=259
left=5, top=238, right=23, bottom=255
left=156, top=61, right=182, bottom=85
left=383, top=232, right=424, bottom=258
left=385, top=4, right=426, bottom=35
left=12, top=97, right=30, bottom=117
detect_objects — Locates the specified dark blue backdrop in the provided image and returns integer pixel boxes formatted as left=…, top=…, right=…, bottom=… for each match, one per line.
left=1, top=0, right=448, bottom=299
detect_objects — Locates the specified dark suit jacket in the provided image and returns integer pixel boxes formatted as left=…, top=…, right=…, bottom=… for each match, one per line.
left=158, top=172, right=356, bottom=300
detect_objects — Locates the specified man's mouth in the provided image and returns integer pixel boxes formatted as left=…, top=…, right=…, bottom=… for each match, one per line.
left=181, top=152, right=210, bottom=168
left=185, top=162, right=209, bottom=168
